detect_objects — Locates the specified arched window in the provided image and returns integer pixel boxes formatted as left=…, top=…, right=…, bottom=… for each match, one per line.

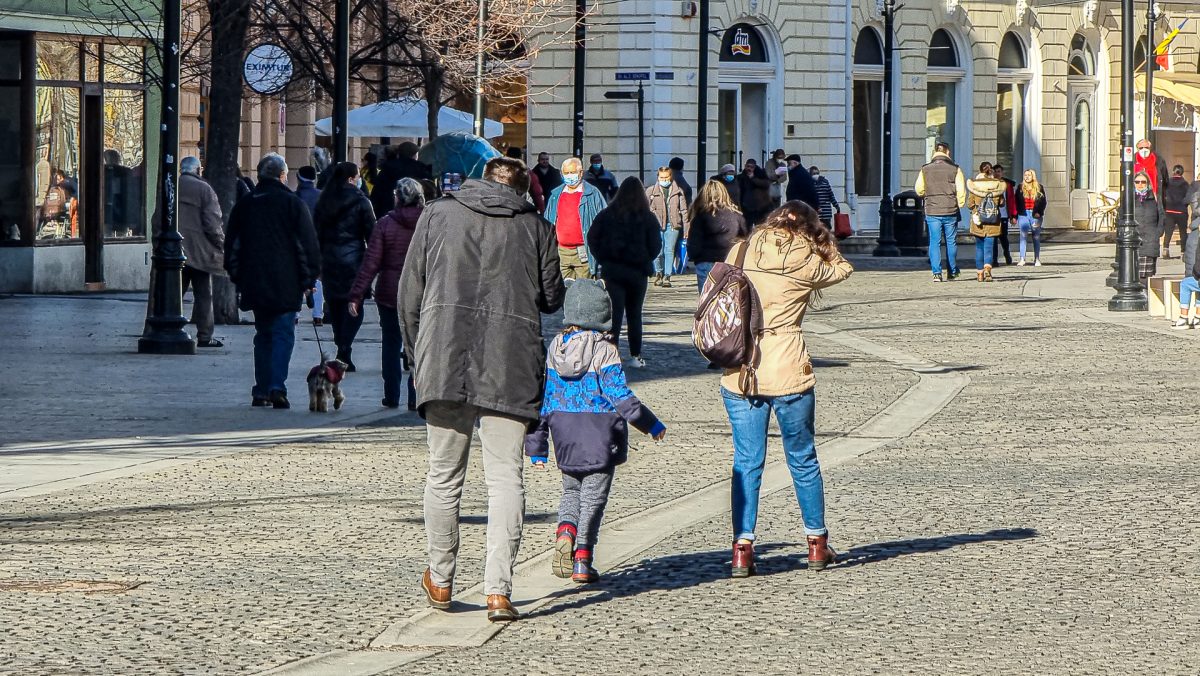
left=997, top=32, right=1030, bottom=172
left=926, top=29, right=964, bottom=159
left=1069, top=34, right=1095, bottom=76
left=852, top=28, right=884, bottom=197
left=1068, top=32, right=1099, bottom=190
left=1134, top=37, right=1148, bottom=72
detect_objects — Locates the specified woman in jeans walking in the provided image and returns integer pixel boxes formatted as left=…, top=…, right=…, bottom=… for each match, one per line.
left=966, top=166, right=1006, bottom=282
left=722, top=200, right=853, bottom=578
left=349, top=178, right=422, bottom=408
left=314, top=161, right=376, bottom=370
left=645, top=167, right=690, bottom=287
left=586, top=177, right=663, bottom=368
left=687, top=179, right=747, bottom=291
left=1015, top=170, right=1047, bottom=266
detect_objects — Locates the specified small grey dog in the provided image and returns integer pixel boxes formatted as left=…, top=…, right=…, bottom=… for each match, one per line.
left=306, top=358, right=348, bottom=412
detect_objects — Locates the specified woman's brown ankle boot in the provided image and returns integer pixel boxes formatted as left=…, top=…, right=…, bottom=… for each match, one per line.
left=807, top=534, right=837, bottom=572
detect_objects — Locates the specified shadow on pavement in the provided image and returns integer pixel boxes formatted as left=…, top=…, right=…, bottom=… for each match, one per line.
left=526, top=528, right=1037, bottom=620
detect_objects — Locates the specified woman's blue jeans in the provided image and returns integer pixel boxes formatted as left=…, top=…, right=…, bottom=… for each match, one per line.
left=974, top=235, right=995, bottom=269
left=1017, top=210, right=1042, bottom=260
left=654, top=227, right=680, bottom=276
left=721, top=387, right=827, bottom=540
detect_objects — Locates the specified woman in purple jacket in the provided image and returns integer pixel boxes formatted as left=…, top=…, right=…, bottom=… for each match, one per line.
left=349, top=178, right=423, bottom=408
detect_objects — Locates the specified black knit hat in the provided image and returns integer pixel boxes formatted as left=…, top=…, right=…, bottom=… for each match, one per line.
left=563, top=279, right=612, bottom=332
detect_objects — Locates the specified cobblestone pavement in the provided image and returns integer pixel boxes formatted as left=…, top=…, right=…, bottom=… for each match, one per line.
left=3, top=243, right=1196, bottom=674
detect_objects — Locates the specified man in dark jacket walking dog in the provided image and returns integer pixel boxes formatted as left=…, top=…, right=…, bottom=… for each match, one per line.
left=225, top=153, right=321, bottom=409
left=400, top=157, right=565, bottom=623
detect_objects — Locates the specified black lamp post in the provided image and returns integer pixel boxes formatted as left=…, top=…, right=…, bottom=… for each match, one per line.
left=1109, top=0, right=1147, bottom=312
left=873, top=0, right=900, bottom=257
left=139, top=0, right=195, bottom=355
left=1145, top=2, right=1159, bottom=146
left=571, top=0, right=586, bottom=160
left=695, top=0, right=709, bottom=189
left=332, top=0, right=349, bottom=163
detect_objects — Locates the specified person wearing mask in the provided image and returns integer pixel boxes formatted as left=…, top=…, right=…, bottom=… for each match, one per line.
left=991, top=163, right=1017, bottom=266
left=1162, top=165, right=1191, bottom=259
left=809, top=165, right=840, bottom=229
left=399, top=157, right=565, bottom=623
left=349, top=178, right=423, bottom=408
left=721, top=200, right=853, bottom=579
left=784, top=154, right=819, bottom=211
left=915, top=142, right=967, bottom=282
left=966, top=164, right=1006, bottom=282
left=587, top=177, right=663, bottom=368
left=371, top=142, right=432, bottom=218
left=545, top=157, right=607, bottom=280
left=1133, top=139, right=1170, bottom=197
left=1015, top=170, right=1047, bottom=266
left=711, top=164, right=741, bottom=205
left=669, top=156, right=693, bottom=204
left=1133, top=170, right=1166, bottom=282
left=314, top=161, right=377, bottom=371
left=646, top=166, right=690, bottom=287
left=767, top=149, right=788, bottom=206
left=296, top=166, right=325, bottom=326
left=737, top=159, right=773, bottom=228
left=224, top=154, right=321, bottom=409
left=585, top=153, right=619, bottom=200
left=176, top=156, right=225, bottom=348
left=688, top=179, right=748, bottom=292
left=532, top=152, right=564, bottom=194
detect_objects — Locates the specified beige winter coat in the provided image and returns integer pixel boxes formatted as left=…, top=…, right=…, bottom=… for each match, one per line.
left=720, top=227, right=854, bottom=397
left=966, top=175, right=1007, bottom=239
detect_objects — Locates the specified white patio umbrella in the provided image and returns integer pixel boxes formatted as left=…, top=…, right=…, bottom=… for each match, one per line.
left=313, top=98, right=504, bottom=139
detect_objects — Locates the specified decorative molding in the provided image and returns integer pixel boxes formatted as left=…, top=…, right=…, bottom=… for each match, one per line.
left=1083, top=0, right=1098, bottom=24
left=1016, top=0, right=1029, bottom=23
left=873, top=0, right=885, bottom=20
left=946, top=0, right=960, bottom=16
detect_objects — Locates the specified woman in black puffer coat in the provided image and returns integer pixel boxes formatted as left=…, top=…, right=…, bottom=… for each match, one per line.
left=586, top=177, right=663, bottom=368
left=687, top=179, right=748, bottom=291
left=1133, top=170, right=1166, bottom=281
left=314, top=161, right=376, bottom=370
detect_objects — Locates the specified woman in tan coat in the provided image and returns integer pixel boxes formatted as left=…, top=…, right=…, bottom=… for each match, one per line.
left=721, top=200, right=853, bottom=578
left=966, top=164, right=1007, bottom=282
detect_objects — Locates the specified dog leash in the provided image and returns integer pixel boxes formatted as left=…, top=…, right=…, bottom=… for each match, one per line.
left=311, top=318, right=328, bottom=361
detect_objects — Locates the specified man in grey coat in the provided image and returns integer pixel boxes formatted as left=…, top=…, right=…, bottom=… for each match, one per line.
left=178, top=156, right=225, bottom=347
left=400, top=156, right=565, bottom=622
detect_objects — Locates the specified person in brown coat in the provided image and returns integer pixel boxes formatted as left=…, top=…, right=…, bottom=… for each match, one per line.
left=966, top=164, right=1007, bottom=282
left=645, top=167, right=689, bottom=287
left=177, top=156, right=225, bottom=347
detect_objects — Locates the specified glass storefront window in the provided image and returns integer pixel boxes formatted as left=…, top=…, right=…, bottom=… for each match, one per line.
left=104, top=44, right=144, bottom=84
left=103, top=89, right=146, bottom=238
left=853, top=80, right=882, bottom=197
left=37, top=40, right=80, bottom=81
left=0, top=85, right=22, bottom=242
left=34, top=86, right=81, bottom=240
left=996, top=83, right=1025, bottom=174
left=0, top=40, right=21, bottom=80
left=926, top=82, right=956, bottom=160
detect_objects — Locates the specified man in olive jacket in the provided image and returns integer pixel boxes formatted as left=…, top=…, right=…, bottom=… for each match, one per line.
left=177, top=156, right=225, bottom=347
left=399, top=157, right=565, bottom=622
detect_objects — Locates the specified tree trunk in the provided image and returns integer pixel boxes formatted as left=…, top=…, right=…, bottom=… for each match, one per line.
left=205, top=0, right=251, bottom=324
left=424, top=65, right=443, bottom=139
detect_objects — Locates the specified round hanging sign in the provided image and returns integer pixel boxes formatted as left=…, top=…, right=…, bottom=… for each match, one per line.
left=243, top=44, right=293, bottom=95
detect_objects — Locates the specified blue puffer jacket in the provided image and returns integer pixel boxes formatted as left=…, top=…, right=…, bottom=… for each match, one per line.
left=525, top=330, right=664, bottom=473
left=544, top=183, right=607, bottom=275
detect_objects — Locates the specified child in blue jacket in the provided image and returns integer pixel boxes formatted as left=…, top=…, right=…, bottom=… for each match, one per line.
left=527, top=279, right=666, bottom=583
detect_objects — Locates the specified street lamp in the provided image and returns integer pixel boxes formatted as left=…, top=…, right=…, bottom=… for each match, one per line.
left=1145, top=2, right=1160, bottom=145
left=695, top=0, right=710, bottom=189
left=473, top=0, right=487, bottom=136
left=572, top=0, right=586, bottom=159
left=332, top=0, right=349, bottom=163
left=872, top=0, right=900, bottom=257
left=1109, top=0, right=1147, bottom=312
left=139, top=0, right=195, bottom=355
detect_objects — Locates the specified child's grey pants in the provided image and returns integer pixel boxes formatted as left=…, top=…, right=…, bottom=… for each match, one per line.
left=559, top=468, right=615, bottom=552
left=424, top=401, right=527, bottom=597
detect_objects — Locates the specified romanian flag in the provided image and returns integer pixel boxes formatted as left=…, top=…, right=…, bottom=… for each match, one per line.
left=1155, top=19, right=1188, bottom=71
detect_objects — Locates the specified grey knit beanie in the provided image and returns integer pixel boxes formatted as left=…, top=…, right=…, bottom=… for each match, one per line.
left=563, top=279, right=612, bottom=332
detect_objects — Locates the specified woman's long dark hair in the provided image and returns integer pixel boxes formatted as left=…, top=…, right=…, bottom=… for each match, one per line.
left=605, top=176, right=652, bottom=221
left=760, top=200, right=837, bottom=262
left=315, top=161, right=359, bottom=215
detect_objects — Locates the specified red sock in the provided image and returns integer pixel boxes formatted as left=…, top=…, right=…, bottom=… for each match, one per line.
left=574, top=548, right=591, bottom=561
left=556, top=523, right=577, bottom=539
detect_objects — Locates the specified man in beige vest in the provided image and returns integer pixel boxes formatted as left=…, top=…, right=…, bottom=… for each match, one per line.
left=915, top=142, right=967, bottom=282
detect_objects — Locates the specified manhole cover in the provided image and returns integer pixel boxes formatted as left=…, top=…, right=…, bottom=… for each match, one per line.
left=0, top=580, right=142, bottom=594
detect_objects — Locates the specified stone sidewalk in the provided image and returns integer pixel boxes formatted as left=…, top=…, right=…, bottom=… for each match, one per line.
left=2, top=242, right=1197, bottom=674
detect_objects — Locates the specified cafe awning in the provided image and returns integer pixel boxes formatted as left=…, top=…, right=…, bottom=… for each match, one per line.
left=1136, top=71, right=1200, bottom=108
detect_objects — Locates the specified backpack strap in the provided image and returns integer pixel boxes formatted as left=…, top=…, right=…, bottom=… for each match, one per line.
left=732, top=237, right=751, bottom=269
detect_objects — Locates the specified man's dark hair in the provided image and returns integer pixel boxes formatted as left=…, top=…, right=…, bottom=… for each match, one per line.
left=506, top=146, right=524, bottom=160
left=397, top=141, right=419, bottom=159
left=1174, top=164, right=1185, bottom=176
left=298, top=166, right=317, bottom=181
left=935, top=142, right=951, bottom=154
left=992, top=163, right=1004, bottom=172
left=484, top=157, right=530, bottom=195
left=589, top=153, right=603, bottom=164
left=668, top=157, right=685, bottom=171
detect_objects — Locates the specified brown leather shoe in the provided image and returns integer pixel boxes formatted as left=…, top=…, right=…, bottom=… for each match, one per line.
left=486, top=594, right=519, bottom=622
left=807, top=534, right=837, bottom=572
left=421, top=569, right=451, bottom=610
left=731, top=540, right=756, bottom=578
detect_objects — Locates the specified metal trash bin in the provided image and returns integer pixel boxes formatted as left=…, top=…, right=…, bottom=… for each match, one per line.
left=892, top=191, right=926, bottom=255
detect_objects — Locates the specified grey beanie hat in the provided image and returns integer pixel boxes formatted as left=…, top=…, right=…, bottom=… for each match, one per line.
left=563, top=279, right=612, bottom=332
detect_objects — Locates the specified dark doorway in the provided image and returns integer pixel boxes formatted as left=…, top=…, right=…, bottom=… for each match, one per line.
left=82, top=90, right=104, bottom=287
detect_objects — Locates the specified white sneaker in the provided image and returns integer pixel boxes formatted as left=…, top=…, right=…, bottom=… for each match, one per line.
left=1017, top=259, right=1027, bottom=266
left=1034, top=260, right=1042, bottom=267
left=1172, top=318, right=1191, bottom=330
left=625, top=356, right=646, bottom=368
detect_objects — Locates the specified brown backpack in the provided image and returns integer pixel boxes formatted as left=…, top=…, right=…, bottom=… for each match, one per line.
left=692, top=240, right=763, bottom=390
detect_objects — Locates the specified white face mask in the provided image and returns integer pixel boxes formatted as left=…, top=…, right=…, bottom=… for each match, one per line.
left=1138, top=148, right=1151, bottom=159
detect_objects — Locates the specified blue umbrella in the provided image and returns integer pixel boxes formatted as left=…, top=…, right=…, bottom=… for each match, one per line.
left=418, top=131, right=501, bottom=181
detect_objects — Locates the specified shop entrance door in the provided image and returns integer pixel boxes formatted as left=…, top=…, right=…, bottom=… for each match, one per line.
left=82, top=91, right=104, bottom=287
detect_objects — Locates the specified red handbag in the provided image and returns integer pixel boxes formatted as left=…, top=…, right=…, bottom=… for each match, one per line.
left=833, top=213, right=852, bottom=240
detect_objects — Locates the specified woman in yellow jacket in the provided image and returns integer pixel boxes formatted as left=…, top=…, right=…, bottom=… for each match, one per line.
left=721, top=200, right=853, bottom=578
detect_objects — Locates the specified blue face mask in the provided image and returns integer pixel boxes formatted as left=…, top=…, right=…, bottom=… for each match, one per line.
left=658, top=179, right=671, bottom=188
left=591, top=164, right=602, bottom=171
left=723, top=174, right=734, bottom=183
left=564, top=174, right=583, bottom=187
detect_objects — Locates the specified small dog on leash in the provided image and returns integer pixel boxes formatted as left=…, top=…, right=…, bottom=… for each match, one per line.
left=307, top=358, right=348, bottom=412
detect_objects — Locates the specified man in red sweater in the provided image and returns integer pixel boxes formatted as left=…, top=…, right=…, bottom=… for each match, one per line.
left=544, top=157, right=607, bottom=280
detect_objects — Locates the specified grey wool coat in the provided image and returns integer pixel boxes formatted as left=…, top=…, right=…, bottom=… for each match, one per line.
left=399, top=179, right=566, bottom=422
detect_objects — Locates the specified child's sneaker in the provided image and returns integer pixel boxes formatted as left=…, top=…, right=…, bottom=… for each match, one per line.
left=571, top=558, right=600, bottom=584
left=1172, top=318, right=1192, bottom=330
left=552, top=528, right=575, bottom=579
